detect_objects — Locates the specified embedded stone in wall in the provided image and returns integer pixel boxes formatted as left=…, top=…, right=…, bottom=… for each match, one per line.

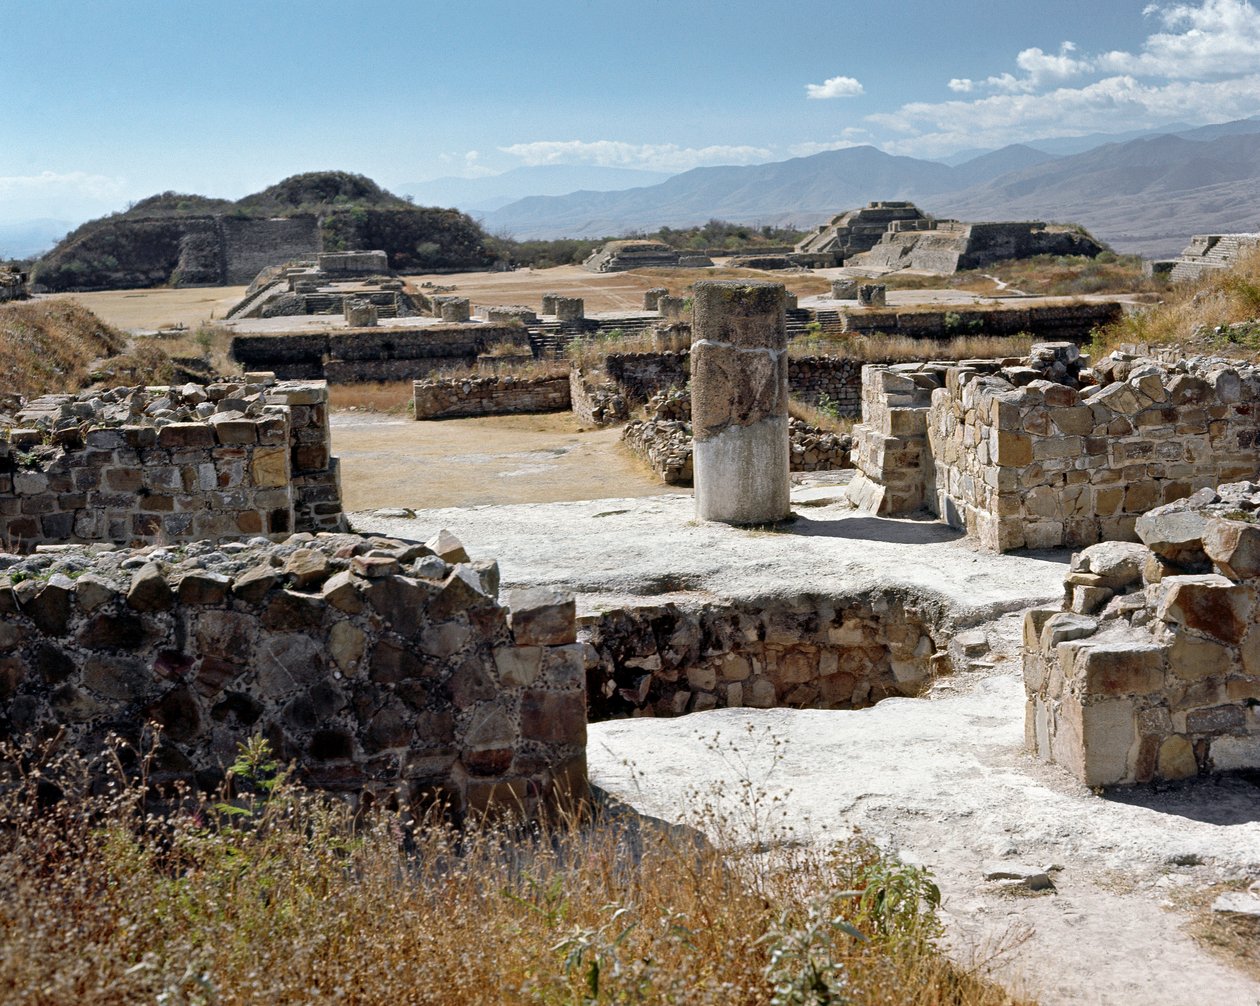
left=691, top=280, right=790, bottom=524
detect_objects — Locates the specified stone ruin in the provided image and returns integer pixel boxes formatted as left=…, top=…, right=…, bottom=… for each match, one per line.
left=0, top=529, right=586, bottom=818
left=848, top=343, right=1260, bottom=551
left=0, top=377, right=344, bottom=551
left=226, top=250, right=421, bottom=321
left=0, top=266, right=28, bottom=303
left=582, top=240, right=713, bottom=273
left=795, top=201, right=930, bottom=265
left=1025, top=483, right=1260, bottom=785
left=1152, top=233, right=1260, bottom=283
left=794, top=201, right=1102, bottom=272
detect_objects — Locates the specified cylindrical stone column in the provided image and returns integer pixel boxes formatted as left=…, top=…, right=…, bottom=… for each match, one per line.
left=691, top=280, right=790, bottom=524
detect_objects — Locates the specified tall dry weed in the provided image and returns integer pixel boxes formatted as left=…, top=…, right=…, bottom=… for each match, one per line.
left=0, top=730, right=1030, bottom=1006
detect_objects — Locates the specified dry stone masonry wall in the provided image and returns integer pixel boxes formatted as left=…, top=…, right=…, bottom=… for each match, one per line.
left=1024, top=484, right=1260, bottom=786
left=0, top=530, right=586, bottom=817
left=581, top=592, right=944, bottom=719
left=413, top=374, right=571, bottom=420
left=848, top=345, right=1260, bottom=552
left=0, top=379, right=343, bottom=552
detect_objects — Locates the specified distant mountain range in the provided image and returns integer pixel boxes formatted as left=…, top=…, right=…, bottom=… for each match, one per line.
left=397, top=165, right=672, bottom=214
left=481, top=118, right=1260, bottom=259
left=0, top=219, right=75, bottom=260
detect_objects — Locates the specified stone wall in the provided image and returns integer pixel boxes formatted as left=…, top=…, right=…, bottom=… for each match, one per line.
left=413, top=374, right=571, bottom=420
left=0, top=532, right=586, bottom=818
left=568, top=369, right=630, bottom=427
left=231, top=325, right=520, bottom=382
left=848, top=348, right=1260, bottom=552
left=1023, top=484, right=1260, bottom=786
left=622, top=390, right=851, bottom=486
left=929, top=354, right=1260, bottom=551
left=581, top=591, right=944, bottom=719
left=608, top=351, right=869, bottom=417
left=0, top=380, right=343, bottom=552
left=221, top=216, right=323, bottom=286
left=836, top=301, right=1122, bottom=343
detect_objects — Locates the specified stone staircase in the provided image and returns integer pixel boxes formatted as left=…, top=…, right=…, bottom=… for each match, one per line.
left=1168, top=233, right=1260, bottom=283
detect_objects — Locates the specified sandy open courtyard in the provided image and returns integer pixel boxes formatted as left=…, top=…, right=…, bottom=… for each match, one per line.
left=332, top=410, right=687, bottom=511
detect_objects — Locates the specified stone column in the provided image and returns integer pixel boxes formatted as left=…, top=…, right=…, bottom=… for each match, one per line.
left=344, top=300, right=378, bottom=327
left=658, top=295, right=686, bottom=320
left=440, top=298, right=471, bottom=322
left=541, top=292, right=560, bottom=314
left=643, top=286, right=668, bottom=310
left=831, top=278, right=858, bottom=299
left=691, top=280, right=790, bottom=524
left=554, top=296, right=584, bottom=322
left=858, top=284, right=886, bottom=307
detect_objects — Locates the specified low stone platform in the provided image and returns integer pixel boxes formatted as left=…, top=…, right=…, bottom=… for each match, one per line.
left=354, top=489, right=1067, bottom=620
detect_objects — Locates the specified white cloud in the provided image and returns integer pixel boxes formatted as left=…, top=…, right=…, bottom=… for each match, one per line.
left=889, top=0, right=1260, bottom=154
left=0, top=170, right=124, bottom=200
left=805, top=75, right=865, bottom=100
left=498, top=140, right=774, bottom=173
left=788, top=129, right=872, bottom=157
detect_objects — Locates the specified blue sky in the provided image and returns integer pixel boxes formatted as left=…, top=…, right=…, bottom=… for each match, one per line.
left=3, top=0, right=1260, bottom=221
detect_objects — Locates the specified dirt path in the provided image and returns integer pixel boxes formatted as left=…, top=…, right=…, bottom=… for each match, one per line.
left=331, top=411, right=687, bottom=511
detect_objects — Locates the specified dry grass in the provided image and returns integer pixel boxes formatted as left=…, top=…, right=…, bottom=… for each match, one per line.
left=327, top=380, right=416, bottom=414
left=0, top=300, right=127, bottom=397
left=567, top=327, right=691, bottom=370
left=789, top=397, right=855, bottom=435
left=0, top=732, right=1029, bottom=1006
left=790, top=332, right=1034, bottom=363
left=1096, top=246, right=1260, bottom=360
left=877, top=254, right=1157, bottom=298
left=147, top=323, right=237, bottom=375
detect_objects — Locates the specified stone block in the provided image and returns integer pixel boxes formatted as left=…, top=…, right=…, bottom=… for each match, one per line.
left=1169, top=632, right=1233, bottom=682
left=1157, top=574, right=1251, bottom=645
left=520, top=690, right=586, bottom=745
left=1203, top=518, right=1260, bottom=581
left=158, top=423, right=216, bottom=449
left=992, top=430, right=1032, bottom=467
left=508, top=587, right=576, bottom=645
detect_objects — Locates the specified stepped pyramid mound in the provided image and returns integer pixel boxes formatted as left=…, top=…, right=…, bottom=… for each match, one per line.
left=1162, top=233, right=1260, bottom=282
left=794, top=202, right=931, bottom=263
left=582, top=240, right=712, bottom=273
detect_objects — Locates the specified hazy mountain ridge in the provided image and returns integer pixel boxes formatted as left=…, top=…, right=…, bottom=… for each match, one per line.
left=483, top=119, right=1260, bottom=258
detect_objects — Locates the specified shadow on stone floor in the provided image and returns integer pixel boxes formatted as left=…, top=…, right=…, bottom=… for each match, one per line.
left=785, top=513, right=967, bottom=545
left=1102, top=772, right=1260, bottom=826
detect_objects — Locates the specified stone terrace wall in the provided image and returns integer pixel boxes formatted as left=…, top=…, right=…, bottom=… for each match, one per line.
left=231, top=325, right=521, bottom=382
left=0, top=532, right=586, bottom=817
left=607, top=351, right=869, bottom=416
left=1024, top=484, right=1260, bottom=786
left=221, top=216, right=322, bottom=286
left=0, top=380, right=343, bottom=552
left=836, top=301, right=1122, bottom=343
left=413, top=374, right=571, bottom=420
left=929, top=355, right=1260, bottom=551
left=581, top=591, right=944, bottom=719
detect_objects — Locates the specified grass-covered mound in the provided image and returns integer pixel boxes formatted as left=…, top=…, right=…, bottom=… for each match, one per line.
left=0, top=300, right=129, bottom=398
left=33, top=172, right=493, bottom=291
